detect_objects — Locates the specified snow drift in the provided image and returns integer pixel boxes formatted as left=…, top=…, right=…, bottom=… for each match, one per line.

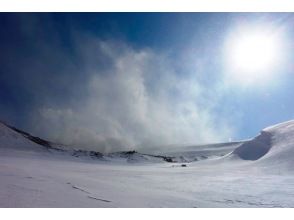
left=232, top=120, right=294, bottom=168
left=232, top=130, right=272, bottom=160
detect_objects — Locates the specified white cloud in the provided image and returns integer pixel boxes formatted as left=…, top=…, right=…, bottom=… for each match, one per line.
left=31, top=38, right=235, bottom=153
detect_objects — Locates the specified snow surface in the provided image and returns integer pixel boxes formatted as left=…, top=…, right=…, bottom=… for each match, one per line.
left=1, top=120, right=294, bottom=207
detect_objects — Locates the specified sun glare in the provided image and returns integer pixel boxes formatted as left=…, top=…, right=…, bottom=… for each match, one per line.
left=232, top=33, right=277, bottom=72
left=225, top=25, right=285, bottom=85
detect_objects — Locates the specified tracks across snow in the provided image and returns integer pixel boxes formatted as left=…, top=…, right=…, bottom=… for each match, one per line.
left=87, top=196, right=111, bottom=203
left=66, top=182, right=111, bottom=203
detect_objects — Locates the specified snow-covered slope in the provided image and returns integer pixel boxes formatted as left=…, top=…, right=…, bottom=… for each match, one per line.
left=0, top=121, right=237, bottom=163
left=2, top=119, right=294, bottom=166
left=0, top=122, right=48, bottom=152
left=159, top=142, right=242, bottom=162
left=231, top=120, right=294, bottom=170
left=1, top=120, right=294, bottom=207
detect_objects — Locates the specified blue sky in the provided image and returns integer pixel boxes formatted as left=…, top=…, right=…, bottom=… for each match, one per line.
left=0, top=13, right=293, bottom=151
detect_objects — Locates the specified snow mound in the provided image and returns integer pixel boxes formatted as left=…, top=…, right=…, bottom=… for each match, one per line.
left=232, top=120, right=294, bottom=166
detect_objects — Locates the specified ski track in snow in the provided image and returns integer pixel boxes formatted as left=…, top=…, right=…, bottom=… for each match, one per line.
left=67, top=182, right=91, bottom=194
left=67, top=182, right=112, bottom=203
left=87, top=196, right=111, bottom=203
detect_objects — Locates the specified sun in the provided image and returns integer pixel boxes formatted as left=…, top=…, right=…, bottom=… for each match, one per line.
left=224, top=25, right=284, bottom=85
left=231, top=32, right=277, bottom=73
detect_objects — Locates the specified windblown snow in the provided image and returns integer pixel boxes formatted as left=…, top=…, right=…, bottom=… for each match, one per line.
left=1, top=120, right=294, bottom=207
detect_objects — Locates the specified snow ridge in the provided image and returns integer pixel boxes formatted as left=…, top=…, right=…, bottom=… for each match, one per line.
left=232, top=120, right=294, bottom=169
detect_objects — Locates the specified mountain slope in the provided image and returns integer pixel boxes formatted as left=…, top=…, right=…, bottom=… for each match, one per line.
left=2, top=119, right=294, bottom=166
left=0, top=121, right=49, bottom=152
left=0, top=121, right=239, bottom=163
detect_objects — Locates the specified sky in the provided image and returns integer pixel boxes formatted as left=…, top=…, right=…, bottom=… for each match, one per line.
left=0, top=13, right=293, bottom=152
